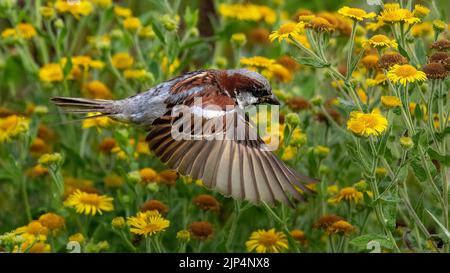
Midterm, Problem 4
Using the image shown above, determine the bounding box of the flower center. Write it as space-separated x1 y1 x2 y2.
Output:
278 23 296 34
371 35 389 43
79 194 101 206
258 233 278 246
340 187 357 196
395 65 418 77
347 8 366 17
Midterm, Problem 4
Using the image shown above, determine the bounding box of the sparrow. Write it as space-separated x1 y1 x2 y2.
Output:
51 69 316 206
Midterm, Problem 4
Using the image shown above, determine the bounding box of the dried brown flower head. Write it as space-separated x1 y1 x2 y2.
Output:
422 63 448 79
193 194 221 212
431 39 450 51
313 214 344 230
99 137 117 153
189 221 214 240
286 96 311 111
248 27 270 44
140 199 169 215
378 52 408 69
429 52 450 69
276 56 300 71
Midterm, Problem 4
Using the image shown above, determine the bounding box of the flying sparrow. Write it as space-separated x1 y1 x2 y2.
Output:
51 69 316 206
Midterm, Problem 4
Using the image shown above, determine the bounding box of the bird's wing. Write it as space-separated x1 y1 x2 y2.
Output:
146 95 316 207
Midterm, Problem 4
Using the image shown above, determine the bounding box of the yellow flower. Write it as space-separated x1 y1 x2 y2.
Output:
361 54 379 69
38 153 63 166
2 28 17 39
84 80 112 99
111 52 134 69
328 187 363 204
366 20 385 31
381 96 401 108
265 64 293 83
357 88 368 104
218 4 276 24
433 20 447 31
15 221 48 239
413 4 430 18
140 167 158 183
55 0 93 19
281 146 297 161
39 63 64 82
64 189 114 216
27 164 49 178
177 229 191 242
327 220 355 235
127 210 170 237
366 73 387 86
139 26 155 38
240 56 275 69
114 6 132 17
38 213 65 231
40 6 55 18
82 112 113 129
363 34 397 49
378 7 420 24
387 64 427 86
14 239 51 253
69 233 85 243
17 23 37 39
124 69 148 79
409 102 427 116
246 229 288 253
347 110 388 137
337 6 375 21
123 17 141 30
0 115 29 143
111 217 126 229
411 22 433 37
269 21 304 42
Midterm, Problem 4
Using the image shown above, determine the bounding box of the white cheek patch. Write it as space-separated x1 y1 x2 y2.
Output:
236 92 258 108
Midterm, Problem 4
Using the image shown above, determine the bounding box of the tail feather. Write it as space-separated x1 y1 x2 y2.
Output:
51 97 116 116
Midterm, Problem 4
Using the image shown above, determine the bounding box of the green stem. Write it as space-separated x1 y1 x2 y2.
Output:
346 21 357 80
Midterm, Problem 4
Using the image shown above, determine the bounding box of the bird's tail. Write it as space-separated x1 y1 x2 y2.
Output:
50 97 118 118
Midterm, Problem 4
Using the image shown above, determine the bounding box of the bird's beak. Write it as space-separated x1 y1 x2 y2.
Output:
260 94 280 105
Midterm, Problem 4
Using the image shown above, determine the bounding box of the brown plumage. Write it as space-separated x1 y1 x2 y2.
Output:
51 69 317 207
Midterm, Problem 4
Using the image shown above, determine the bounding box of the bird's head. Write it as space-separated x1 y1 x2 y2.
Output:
216 69 280 107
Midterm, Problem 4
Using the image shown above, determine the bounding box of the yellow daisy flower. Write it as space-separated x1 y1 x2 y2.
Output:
246 229 288 253
64 189 114 216
381 96 401 108
127 210 170 237
82 112 113 129
0 115 30 143
367 73 387 86
413 4 430 18
269 22 304 42
378 8 420 24
347 110 388 137
328 187 363 204
363 34 398 49
337 6 375 21
240 56 275 69
387 64 427 86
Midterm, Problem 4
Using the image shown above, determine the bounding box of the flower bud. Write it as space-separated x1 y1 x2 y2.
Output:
354 180 368 192
215 57 228 69
231 33 247 47
54 19 64 29
400 136 414 149
111 217 126 229
313 145 330 158
38 153 63 167
161 15 178 32
310 95 324 106
147 182 159 193
176 229 191 242
375 167 387 178
285 113 300 127
127 170 141 184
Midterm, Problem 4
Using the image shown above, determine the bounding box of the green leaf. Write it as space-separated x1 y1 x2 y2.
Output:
350 234 394 250
294 57 329 68
150 21 165 45
428 147 450 166
411 159 427 182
